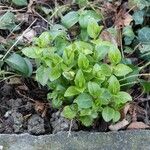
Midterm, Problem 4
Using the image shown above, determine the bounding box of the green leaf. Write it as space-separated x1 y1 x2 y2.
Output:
112 111 120 122
24 58 33 77
79 116 93 126
108 75 120 94
0 12 17 31
36 66 49 86
79 10 102 28
75 41 93 55
88 81 101 98
87 18 102 39
140 80 150 93
12 0 28 6
116 91 132 104
74 69 85 88
5 53 30 76
64 86 80 97
102 107 114 122
100 64 112 77
62 105 77 119
123 26 135 45
75 0 88 7
75 93 93 109
49 65 61 81
62 71 75 80
37 32 52 47
52 98 62 108
114 64 132 76
22 47 42 58
78 53 89 69
138 27 150 44
61 11 79 28
94 45 110 61
133 10 145 25
108 46 121 64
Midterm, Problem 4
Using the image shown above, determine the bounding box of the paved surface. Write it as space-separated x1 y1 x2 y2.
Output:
0 130 150 150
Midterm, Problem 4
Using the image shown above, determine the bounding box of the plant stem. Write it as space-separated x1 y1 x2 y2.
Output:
139 61 150 71
119 73 150 82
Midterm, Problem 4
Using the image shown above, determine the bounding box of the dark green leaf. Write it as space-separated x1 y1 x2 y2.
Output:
5 53 30 76
12 0 28 6
133 10 145 25
138 27 150 44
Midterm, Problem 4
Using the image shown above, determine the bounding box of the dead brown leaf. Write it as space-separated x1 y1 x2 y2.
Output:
109 119 130 131
127 122 150 129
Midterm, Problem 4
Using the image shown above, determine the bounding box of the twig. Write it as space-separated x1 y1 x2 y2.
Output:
68 119 73 137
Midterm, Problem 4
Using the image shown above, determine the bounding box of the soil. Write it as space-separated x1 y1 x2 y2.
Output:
0 79 110 135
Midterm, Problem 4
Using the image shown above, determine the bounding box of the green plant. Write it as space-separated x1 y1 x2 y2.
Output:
22 9 133 126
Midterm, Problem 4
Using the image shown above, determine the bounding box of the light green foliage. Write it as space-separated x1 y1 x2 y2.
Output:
22 9 133 126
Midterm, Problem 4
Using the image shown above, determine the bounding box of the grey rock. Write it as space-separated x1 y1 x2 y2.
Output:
28 114 45 135
0 131 150 150
11 111 24 133
51 111 78 134
7 98 23 110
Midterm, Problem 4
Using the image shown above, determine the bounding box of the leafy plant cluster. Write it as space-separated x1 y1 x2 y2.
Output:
22 9 133 126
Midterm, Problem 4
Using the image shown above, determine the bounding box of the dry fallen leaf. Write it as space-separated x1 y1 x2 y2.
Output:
109 119 130 131
127 122 150 129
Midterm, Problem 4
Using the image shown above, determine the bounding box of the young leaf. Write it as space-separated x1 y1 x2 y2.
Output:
52 98 62 108
74 69 85 88
22 47 42 58
102 107 114 122
62 105 77 119
49 65 61 81
37 32 52 47
87 18 102 39
78 53 89 69
61 11 79 28
5 53 30 76
75 93 93 109
88 81 101 98
114 64 132 76
62 71 75 80
36 66 49 86
108 46 121 64
64 86 80 97
108 75 120 94
79 116 93 126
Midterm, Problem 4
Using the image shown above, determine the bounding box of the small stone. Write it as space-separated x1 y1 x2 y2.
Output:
28 114 45 135
50 111 78 134
11 111 24 133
